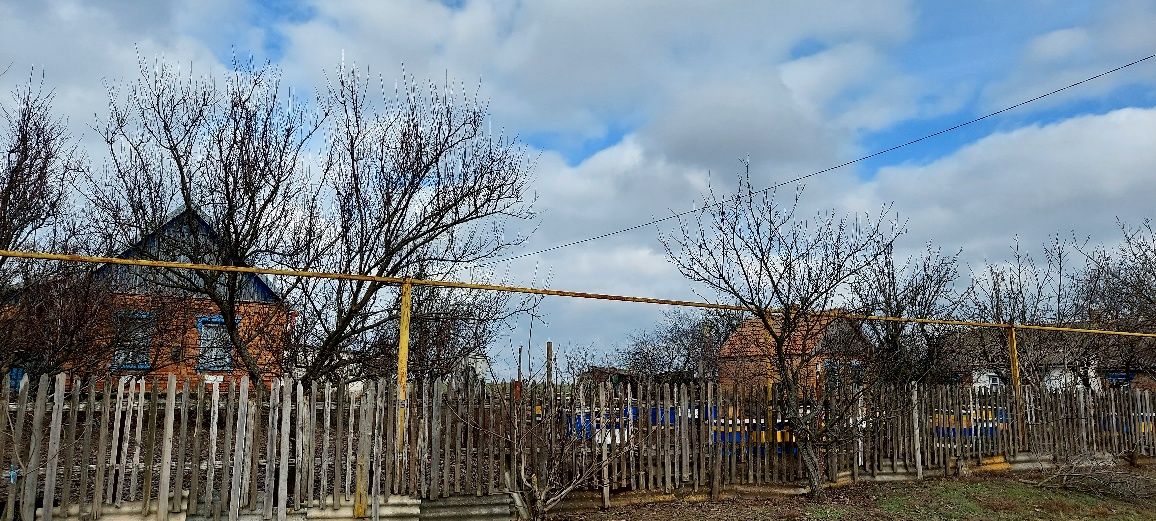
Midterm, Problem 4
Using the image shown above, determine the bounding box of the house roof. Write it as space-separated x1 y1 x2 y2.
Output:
719 313 841 359
96 206 281 303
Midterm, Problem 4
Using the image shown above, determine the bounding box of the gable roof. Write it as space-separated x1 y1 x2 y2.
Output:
97 206 280 303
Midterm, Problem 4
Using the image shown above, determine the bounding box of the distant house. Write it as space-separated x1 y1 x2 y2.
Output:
94 207 289 384
717 313 865 390
949 327 1156 392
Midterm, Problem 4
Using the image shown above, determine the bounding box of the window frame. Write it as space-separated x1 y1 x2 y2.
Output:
111 310 156 372
196 315 238 373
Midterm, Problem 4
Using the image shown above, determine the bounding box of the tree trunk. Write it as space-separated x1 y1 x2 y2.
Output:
799 437 824 497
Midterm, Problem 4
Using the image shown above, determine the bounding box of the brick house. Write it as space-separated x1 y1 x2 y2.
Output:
96 208 289 385
717 313 864 390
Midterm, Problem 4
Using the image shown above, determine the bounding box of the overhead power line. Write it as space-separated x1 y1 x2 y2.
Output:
488 52 1156 266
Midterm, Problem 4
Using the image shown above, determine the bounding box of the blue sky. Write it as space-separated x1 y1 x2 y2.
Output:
3 0 1156 372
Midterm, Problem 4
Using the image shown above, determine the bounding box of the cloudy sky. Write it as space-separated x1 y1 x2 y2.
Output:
3 0 1156 372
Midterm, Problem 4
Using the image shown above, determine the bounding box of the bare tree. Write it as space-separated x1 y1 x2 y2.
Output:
661 174 897 495
286 65 535 384
0 71 119 378
965 238 1100 389
851 242 964 383
1073 222 1156 384
0 70 79 278
618 307 744 381
88 57 326 385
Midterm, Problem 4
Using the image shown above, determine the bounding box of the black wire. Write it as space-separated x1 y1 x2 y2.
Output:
485 52 1156 266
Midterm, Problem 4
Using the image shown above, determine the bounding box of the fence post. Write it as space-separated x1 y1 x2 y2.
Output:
44 374 66 521
599 382 610 509
23 374 49 521
1007 326 1025 450
396 280 412 458
159 375 177 521
911 384 923 479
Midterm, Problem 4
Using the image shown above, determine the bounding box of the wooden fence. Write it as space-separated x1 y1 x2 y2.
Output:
0 373 1153 520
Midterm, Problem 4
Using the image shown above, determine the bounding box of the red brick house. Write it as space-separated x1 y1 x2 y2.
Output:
95 208 289 385
717 313 864 390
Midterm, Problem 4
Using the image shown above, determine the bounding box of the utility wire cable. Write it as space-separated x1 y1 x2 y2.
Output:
487 52 1156 266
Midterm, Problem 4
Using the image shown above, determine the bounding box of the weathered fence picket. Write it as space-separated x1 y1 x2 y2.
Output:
0 372 1152 520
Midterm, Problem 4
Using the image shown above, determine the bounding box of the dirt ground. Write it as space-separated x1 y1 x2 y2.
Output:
561 471 1156 520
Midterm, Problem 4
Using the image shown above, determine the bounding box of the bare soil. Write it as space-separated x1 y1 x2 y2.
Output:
562 471 1156 520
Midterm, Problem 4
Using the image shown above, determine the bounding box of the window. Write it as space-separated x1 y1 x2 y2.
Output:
8 367 24 391
112 311 155 371
197 317 234 372
1106 371 1134 387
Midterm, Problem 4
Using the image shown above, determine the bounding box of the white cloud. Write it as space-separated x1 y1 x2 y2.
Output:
841 107 1156 262
983 1 1156 111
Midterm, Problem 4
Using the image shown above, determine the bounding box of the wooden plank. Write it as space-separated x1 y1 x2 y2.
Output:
59 375 81 519
462 379 474 497
0 374 9 512
128 379 147 503
483 384 494 496
614 383 624 489
911 385 923 479
663 383 673 492
244 400 258 513
118 378 140 505
599 383 610 508
607 382 617 489
675 383 684 489
278 379 292 521
320 382 332 508
371 382 386 521
334 382 346 508
216 381 238 521
141 381 161 510
187 382 208 516
295 382 306 512
339 390 353 503
454 382 465 495
307 385 320 508
42 374 66 521
726 386 735 486
90 379 114 518
4 375 27 521
204 382 222 515
1145 390 1153 457
22 374 50 521
429 384 441 500
409 382 421 497
108 378 131 506
383 381 396 499
440 385 451 499
229 377 250 521
641 382 652 491
172 380 190 513
262 380 280 520
442 384 453 498
353 381 372 518
417 382 429 499
157 375 177 521
709 382 721 500
695 383 704 491
78 378 98 518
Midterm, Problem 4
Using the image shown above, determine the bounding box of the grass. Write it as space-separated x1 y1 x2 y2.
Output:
875 479 1149 520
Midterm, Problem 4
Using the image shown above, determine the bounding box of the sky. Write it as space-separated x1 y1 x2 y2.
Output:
3 0 1156 374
